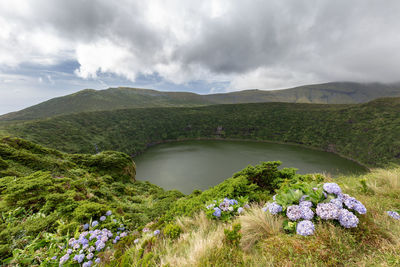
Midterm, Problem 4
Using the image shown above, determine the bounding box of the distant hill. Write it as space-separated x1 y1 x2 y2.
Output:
2 82 400 121
6 97 400 167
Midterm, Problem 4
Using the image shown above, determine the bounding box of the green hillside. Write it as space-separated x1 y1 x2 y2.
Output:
2 82 400 121
0 137 399 266
5 97 400 168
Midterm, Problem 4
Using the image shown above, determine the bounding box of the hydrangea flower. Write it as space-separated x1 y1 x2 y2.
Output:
244 204 250 209
265 202 283 215
87 253 94 260
83 223 89 230
92 221 99 228
323 183 342 195
106 210 112 216
272 194 277 201
96 242 105 251
67 249 72 254
219 200 230 211
338 209 359 228
134 238 140 244
120 232 127 238
51 256 57 260
206 203 215 209
300 206 314 220
330 198 343 209
59 254 70 265
387 211 400 220
299 200 313 208
154 230 160 236
100 216 106 222
143 228 150 233
296 220 315 236
286 205 302 221
95 258 101 264
213 207 222 217
316 203 340 220
229 199 238 205
237 207 244 214
73 254 85 263
83 261 93 267
340 194 367 214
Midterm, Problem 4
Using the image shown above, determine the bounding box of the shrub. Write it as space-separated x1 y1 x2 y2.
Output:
0 157 8 170
164 223 182 239
224 223 242 246
72 202 109 223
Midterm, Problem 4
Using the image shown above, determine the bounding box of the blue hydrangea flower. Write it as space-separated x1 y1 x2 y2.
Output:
106 210 112 216
91 221 99 228
299 200 313 208
51 256 57 260
100 216 106 221
95 258 101 264
272 194 277 201
83 261 93 267
300 206 314 220
219 200 230 211
87 253 94 260
265 202 283 215
73 254 85 263
59 254 70 265
96 242 105 251
213 207 222 217
206 203 215 209
316 203 340 220
83 223 89 230
296 220 315 236
120 232 127 238
323 183 342 195
113 219 117 223
387 211 400 220
330 198 343 209
340 194 367 214
237 207 244 214
154 230 160 236
229 199 238 205
67 249 72 254
134 238 140 244
338 209 359 228
286 205 302 221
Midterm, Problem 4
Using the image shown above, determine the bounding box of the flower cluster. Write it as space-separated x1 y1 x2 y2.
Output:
265 182 367 236
387 211 400 220
205 197 249 221
56 210 129 266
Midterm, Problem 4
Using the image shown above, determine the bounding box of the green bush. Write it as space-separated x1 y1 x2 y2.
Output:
164 223 182 239
72 202 109 223
224 223 242 246
0 157 8 170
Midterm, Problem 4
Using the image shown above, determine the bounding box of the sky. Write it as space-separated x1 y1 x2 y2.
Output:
1 0 400 115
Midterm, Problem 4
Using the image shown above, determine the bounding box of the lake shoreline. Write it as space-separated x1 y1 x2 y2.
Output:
132 137 371 172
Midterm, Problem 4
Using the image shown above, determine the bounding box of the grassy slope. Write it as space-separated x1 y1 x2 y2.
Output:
5 98 400 167
2 82 400 121
0 137 183 262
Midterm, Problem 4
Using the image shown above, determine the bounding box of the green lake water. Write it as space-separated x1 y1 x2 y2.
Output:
134 140 367 194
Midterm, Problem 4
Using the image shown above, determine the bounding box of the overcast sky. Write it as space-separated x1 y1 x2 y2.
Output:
1 0 400 114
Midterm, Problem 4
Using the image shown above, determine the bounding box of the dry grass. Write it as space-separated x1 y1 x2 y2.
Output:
239 204 283 251
159 212 226 267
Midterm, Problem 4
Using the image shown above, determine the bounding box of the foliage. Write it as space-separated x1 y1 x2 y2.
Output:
163 223 182 240
224 223 242 246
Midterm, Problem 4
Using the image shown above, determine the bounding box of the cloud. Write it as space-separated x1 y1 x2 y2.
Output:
1 0 400 113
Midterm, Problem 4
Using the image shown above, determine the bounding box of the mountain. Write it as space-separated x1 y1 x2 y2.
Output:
6 97 400 167
2 82 400 121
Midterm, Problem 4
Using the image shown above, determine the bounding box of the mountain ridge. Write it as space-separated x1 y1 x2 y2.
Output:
2 81 400 121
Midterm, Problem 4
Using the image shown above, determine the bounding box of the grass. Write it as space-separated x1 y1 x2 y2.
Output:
113 167 400 266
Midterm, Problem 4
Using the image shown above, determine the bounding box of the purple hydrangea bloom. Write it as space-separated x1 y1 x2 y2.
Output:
323 183 342 195
237 207 244 214
244 204 250 209
286 205 302 221
59 254 70 265
316 203 340 220
106 210 112 216
154 230 160 236
265 202 283 215
340 194 367 214
300 206 314 220
143 228 150 232
73 254 85 263
96 242 105 251
83 261 93 267
219 200 230 211
272 194 277 201
68 238 76 247
113 240 117 244
338 209 359 228
92 221 99 228
120 232 127 238
67 249 72 254
206 203 215 209
87 253 94 260
299 200 313 208
115 236 120 241
296 220 315 236
330 198 343 209
51 256 57 260
113 219 117 223
229 199 238 205
213 207 222 217
73 243 80 250
83 223 89 230
134 238 140 244
387 211 400 220
95 258 101 264
100 216 106 222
